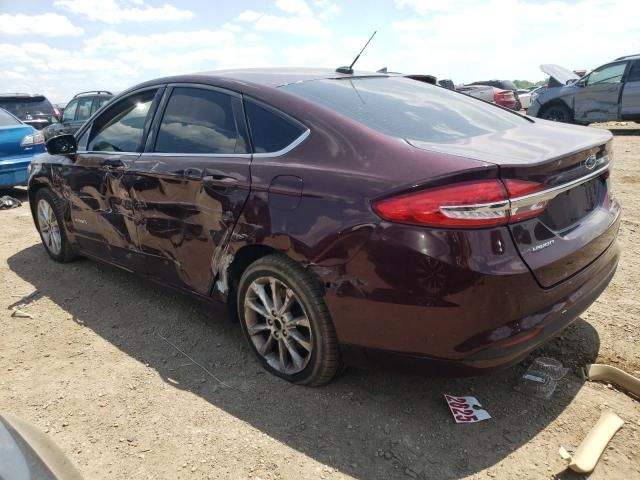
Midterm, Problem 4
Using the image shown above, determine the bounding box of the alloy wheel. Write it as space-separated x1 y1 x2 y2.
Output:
37 198 62 256
243 276 313 374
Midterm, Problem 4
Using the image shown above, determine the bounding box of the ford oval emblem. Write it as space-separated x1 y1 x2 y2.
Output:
584 154 597 170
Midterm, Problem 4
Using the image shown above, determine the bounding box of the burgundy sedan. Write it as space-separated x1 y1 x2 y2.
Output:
28 69 620 385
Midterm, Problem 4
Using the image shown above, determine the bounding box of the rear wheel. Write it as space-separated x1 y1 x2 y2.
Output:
541 104 572 123
34 188 77 262
237 254 339 386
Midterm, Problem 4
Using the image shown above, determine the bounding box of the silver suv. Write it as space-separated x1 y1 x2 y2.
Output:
528 54 640 124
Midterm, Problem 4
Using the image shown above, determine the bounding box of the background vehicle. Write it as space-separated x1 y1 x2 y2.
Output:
517 89 533 109
0 107 45 188
457 85 517 109
469 79 522 110
43 91 113 140
529 55 640 123
456 84 495 103
29 69 619 386
0 94 58 130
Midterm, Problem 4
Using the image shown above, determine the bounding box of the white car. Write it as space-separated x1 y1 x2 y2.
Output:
517 88 540 109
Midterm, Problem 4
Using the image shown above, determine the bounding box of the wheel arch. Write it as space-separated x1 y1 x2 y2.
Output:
539 98 574 120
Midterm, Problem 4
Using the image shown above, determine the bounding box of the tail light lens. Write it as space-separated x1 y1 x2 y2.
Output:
20 132 45 147
372 179 548 229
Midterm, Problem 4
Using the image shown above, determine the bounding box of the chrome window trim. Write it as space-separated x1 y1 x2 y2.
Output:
139 152 252 158
252 128 310 158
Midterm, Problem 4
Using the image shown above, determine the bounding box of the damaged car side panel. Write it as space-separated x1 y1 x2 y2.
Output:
529 58 640 123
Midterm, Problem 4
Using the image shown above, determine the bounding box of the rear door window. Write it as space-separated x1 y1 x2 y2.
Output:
626 61 640 82
75 97 93 121
88 89 158 152
154 87 246 154
245 100 305 153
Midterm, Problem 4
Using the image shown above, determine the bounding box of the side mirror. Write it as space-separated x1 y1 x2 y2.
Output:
46 134 77 155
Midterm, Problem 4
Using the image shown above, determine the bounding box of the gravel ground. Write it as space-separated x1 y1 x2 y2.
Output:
1 128 639 479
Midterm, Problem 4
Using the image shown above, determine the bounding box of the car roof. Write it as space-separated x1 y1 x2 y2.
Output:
151 67 389 88
0 93 47 99
614 53 640 61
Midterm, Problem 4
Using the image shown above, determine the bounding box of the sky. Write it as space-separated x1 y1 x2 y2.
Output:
1 0 638 103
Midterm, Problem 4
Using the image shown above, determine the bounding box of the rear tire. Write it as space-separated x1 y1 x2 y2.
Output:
34 188 77 263
541 104 572 123
237 254 340 386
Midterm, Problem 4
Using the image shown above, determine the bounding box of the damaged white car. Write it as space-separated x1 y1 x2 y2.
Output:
528 54 640 124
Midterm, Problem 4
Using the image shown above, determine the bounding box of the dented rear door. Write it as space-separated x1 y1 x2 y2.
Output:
131 85 252 295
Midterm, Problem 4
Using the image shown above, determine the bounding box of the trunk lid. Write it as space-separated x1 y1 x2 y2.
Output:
409 121 620 287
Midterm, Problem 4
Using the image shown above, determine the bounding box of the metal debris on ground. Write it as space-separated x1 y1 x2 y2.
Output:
515 357 567 399
0 196 22 210
11 308 33 319
444 394 491 423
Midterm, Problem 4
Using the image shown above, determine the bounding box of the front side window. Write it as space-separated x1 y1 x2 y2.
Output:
62 100 78 122
75 97 93 121
245 101 305 153
282 77 527 144
154 87 244 154
88 89 157 152
587 63 627 86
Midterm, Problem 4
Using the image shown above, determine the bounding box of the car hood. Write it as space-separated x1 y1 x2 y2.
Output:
407 120 611 167
540 64 580 86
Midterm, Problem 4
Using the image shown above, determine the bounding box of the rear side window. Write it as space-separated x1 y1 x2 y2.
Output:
154 87 246 154
245 101 305 153
627 61 640 82
88 89 157 152
282 77 527 144
92 97 111 114
76 97 93 121
0 109 20 127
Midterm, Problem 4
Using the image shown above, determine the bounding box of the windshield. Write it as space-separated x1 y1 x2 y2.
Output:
281 77 527 144
0 109 21 127
0 97 55 118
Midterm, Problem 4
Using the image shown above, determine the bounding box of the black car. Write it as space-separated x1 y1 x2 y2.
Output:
0 93 59 130
43 91 113 140
469 80 522 110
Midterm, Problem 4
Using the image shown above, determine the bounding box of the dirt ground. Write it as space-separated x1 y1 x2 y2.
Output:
1 127 639 480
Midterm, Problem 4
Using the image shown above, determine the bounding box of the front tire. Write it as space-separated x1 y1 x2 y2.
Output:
34 188 77 262
237 254 339 386
541 104 572 123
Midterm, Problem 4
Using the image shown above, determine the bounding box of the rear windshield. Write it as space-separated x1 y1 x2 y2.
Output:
281 77 526 143
0 109 21 127
0 96 55 118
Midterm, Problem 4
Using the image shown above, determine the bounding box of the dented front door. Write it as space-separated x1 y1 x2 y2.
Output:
574 62 628 123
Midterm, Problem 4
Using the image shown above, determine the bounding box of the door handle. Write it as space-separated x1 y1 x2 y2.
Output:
202 174 240 187
102 158 124 168
184 167 203 179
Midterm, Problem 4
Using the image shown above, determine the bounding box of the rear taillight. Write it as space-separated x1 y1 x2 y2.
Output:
20 132 45 147
372 179 548 229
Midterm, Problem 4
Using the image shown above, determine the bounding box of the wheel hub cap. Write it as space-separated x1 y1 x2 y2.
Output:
243 276 313 375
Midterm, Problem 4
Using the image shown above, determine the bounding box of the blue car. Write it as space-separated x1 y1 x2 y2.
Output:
0 107 45 188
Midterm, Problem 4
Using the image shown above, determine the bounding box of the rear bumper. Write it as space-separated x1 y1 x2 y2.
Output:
319 222 619 374
0 155 34 188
